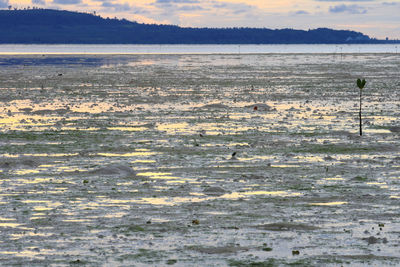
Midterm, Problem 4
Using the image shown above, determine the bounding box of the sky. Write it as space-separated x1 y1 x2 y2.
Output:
2 0 400 39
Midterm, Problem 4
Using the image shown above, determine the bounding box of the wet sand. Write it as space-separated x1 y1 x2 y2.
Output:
0 53 400 266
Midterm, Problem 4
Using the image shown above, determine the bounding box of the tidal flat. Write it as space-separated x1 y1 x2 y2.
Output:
0 53 399 266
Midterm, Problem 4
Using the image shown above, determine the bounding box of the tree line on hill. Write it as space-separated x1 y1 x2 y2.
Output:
0 9 397 44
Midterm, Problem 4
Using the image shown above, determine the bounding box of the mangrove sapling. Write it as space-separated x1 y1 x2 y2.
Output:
357 78 366 136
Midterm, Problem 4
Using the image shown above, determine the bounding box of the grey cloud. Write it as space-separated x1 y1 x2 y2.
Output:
150 0 257 25
329 4 367 13
99 2 149 14
154 0 203 12
231 8 246 14
212 2 253 12
382 2 399 5
295 10 309 15
102 2 131 12
154 0 254 14
0 0 9 8
32 0 46 5
53 0 81 4
178 5 204 11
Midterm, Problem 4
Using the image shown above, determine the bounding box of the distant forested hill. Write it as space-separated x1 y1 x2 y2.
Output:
0 9 395 44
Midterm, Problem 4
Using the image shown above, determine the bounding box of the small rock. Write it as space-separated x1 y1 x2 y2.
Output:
388 126 400 133
203 186 226 196
364 236 378 244
89 164 136 177
166 259 177 265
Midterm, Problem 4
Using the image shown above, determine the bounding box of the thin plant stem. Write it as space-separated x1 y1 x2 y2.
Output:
359 88 362 136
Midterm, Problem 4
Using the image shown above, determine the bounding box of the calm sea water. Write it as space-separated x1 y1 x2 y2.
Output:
0 44 399 54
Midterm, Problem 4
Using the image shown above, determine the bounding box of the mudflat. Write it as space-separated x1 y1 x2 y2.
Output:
0 53 399 266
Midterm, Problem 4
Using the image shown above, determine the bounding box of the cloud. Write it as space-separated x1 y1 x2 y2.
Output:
153 0 254 15
154 0 204 11
101 2 131 12
178 5 204 11
147 0 257 27
53 0 81 4
212 1 254 14
382 2 399 5
329 4 367 14
32 0 46 5
295 10 309 15
0 0 9 8
98 1 149 14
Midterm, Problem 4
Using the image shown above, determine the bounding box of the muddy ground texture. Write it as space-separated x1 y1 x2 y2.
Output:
0 53 400 266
